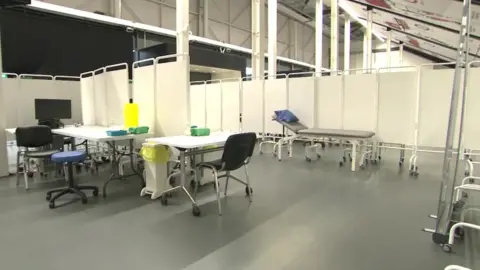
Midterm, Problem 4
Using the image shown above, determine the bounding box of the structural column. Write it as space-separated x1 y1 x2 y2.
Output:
386 28 392 68
252 0 266 79
315 0 323 74
330 0 338 71
366 7 373 70
176 0 190 60
203 0 209 38
112 0 122 18
399 41 404 65
344 14 351 73
268 0 277 77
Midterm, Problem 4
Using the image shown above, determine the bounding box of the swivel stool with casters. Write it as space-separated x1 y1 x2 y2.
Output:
47 151 99 209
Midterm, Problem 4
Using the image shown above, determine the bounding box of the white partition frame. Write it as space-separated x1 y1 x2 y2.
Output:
460 60 480 159
80 71 96 126
2 73 19 131
54 76 82 125
264 74 288 135
241 78 264 134
104 63 129 126
205 80 222 132
315 71 343 129
221 78 241 132
190 81 207 128
287 73 315 129
133 59 156 133
18 74 55 127
92 68 108 127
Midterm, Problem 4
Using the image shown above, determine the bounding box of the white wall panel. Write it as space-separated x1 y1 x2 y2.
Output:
54 80 82 125
133 65 156 131
418 69 462 148
343 74 377 131
155 60 189 136
264 79 287 134
105 68 129 126
316 76 343 129
288 77 315 128
81 76 96 126
222 81 241 132
241 80 263 133
18 79 55 127
377 71 416 144
190 84 206 128
205 82 222 131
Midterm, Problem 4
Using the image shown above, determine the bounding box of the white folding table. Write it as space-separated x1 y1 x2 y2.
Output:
146 132 233 216
51 126 148 197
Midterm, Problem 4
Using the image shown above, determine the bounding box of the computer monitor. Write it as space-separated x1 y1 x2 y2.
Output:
34 99 72 120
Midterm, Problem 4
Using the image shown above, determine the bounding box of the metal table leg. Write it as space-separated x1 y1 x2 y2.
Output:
351 141 357 172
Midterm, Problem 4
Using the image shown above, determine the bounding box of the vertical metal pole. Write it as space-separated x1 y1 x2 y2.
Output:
112 0 122 18
268 0 277 78
344 14 351 74
203 0 209 37
399 42 404 66
386 28 392 69
252 0 265 79
176 0 190 61
330 0 338 71
288 19 294 59
363 32 367 70
366 7 373 71
315 0 324 74
293 21 298 60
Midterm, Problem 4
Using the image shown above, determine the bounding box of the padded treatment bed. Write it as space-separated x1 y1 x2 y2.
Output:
263 119 376 171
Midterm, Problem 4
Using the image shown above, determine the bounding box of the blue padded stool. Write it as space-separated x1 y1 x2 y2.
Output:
47 151 99 209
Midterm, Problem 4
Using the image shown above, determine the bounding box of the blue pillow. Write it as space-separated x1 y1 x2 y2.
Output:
274 109 299 123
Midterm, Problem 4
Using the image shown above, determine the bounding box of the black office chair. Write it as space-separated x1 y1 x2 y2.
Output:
197 132 257 215
15 126 61 190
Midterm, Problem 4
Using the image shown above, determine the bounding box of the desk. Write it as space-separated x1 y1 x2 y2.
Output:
52 126 147 197
146 132 233 216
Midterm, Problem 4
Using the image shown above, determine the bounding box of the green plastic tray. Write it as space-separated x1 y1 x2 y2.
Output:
190 128 210 136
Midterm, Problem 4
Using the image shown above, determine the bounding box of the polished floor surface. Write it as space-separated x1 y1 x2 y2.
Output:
0 145 477 270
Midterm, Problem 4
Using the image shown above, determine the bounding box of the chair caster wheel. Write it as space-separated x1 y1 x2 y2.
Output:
49 201 55 209
27 172 34 178
46 194 51 201
93 189 99 197
306 157 312 162
192 206 201 217
81 197 88 204
442 244 452 253
339 161 344 167
245 186 253 196
160 196 168 206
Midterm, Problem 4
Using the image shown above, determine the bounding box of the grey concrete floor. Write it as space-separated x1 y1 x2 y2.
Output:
0 145 477 270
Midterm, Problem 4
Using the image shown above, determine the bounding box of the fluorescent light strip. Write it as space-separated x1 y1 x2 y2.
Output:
28 0 315 69
339 0 385 42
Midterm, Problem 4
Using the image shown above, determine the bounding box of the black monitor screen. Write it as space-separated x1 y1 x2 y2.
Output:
34 99 72 120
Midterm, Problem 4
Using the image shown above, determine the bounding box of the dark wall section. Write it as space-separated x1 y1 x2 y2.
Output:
0 8 133 76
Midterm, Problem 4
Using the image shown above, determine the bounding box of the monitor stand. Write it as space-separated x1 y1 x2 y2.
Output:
38 118 64 129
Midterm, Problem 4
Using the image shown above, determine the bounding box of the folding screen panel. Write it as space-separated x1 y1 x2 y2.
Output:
2 77 19 130
93 71 108 127
264 78 287 134
80 74 96 126
316 76 343 129
377 71 417 145
189 83 206 128
221 80 241 132
418 69 462 147
105 67 129 126
343 74 377 131
155 59 189 136
205 82 222 131
133 64 156 132
462 67 480 149
241 80 263 133
54 79 82 125
289 77 315 128
17 76 55 127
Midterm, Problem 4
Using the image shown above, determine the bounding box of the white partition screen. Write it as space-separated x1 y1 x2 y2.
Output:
418 69 461 147
343 74 377 131
105 68 129 126
155 60 189 136
54 80 82 125
205 82 222 131
18 77 55 127
81 75 96 126
264 78 287 134
222 80 241 132
377 71 416 144
316 76 343 129
241 80 263 133
289 76 315 128
462 67 480 149
2 77 19 129
133 65 156 132
190 83 206 128
93 72 108 127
